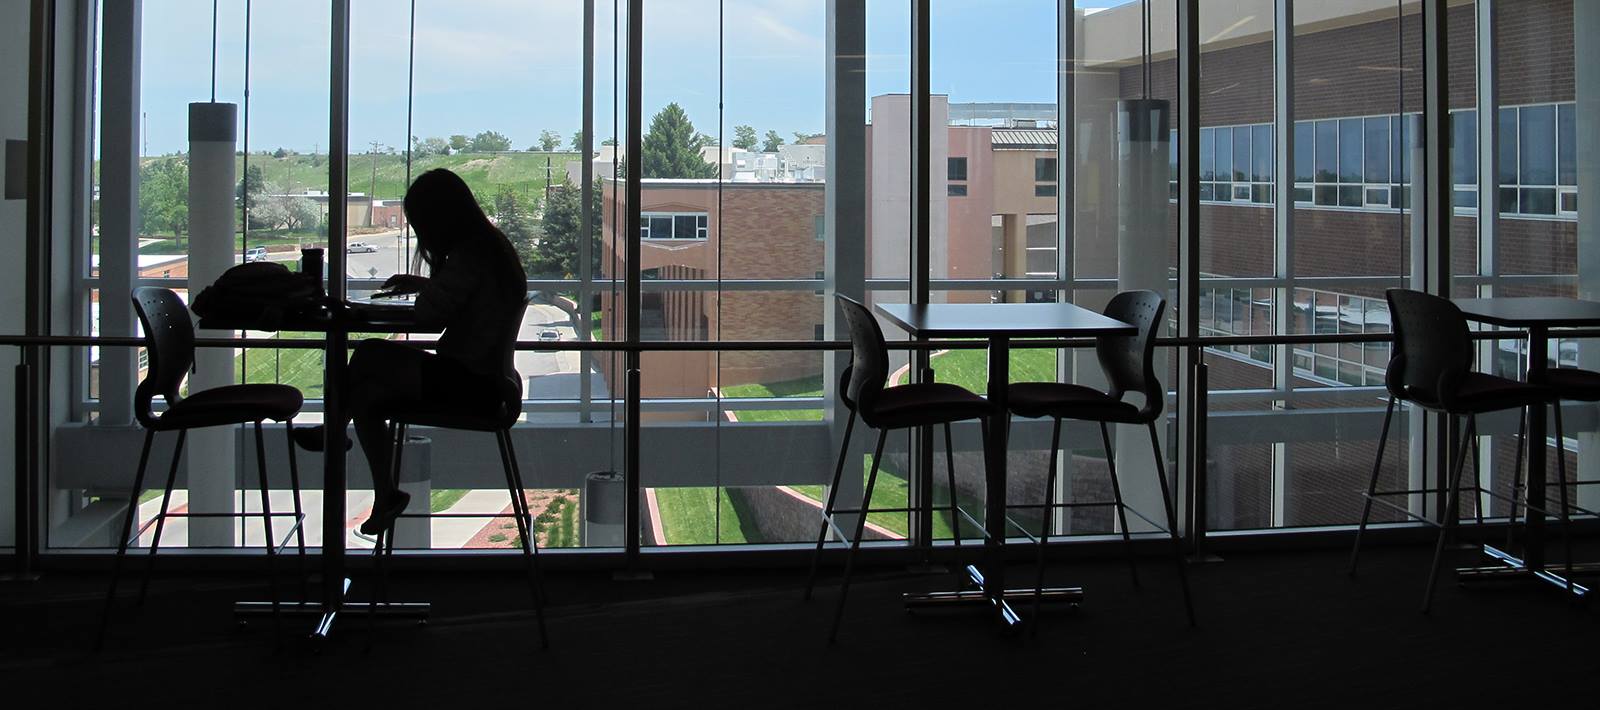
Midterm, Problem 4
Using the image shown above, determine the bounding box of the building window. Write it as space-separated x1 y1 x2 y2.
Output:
1034 184 1056 197
948 184 968 197
641 212 709 239
1200 123 1274 206
1499 102 1577 218
1034 157 1056 182
948 156 967 182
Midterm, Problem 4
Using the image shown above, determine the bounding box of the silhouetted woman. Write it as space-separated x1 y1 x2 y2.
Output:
297 168 527 534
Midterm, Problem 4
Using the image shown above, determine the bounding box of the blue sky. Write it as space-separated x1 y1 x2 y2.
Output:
135 1 1130 156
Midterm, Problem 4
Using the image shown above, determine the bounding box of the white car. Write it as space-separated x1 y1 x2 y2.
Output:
243 246 268 262
347 241 378 253
538 329 561 342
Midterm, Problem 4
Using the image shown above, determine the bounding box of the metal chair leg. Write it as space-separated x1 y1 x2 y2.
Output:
1101 422 1140 587
1505 408 1527 551
254 421 283 637
1470 421 1485 529
284 420 309 603
1553 402 1575 593
138 430 187 606
829 429 887 644
96 429 156 650
1424 415 1474 614
1148 421 1196 627
500 429 549 650
1348 395 1397 576
1031 416 1062 636
943 422 961 548
805 413 855 601
367 422 403 649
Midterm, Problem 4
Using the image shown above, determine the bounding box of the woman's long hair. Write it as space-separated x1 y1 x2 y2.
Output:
402 168 526 301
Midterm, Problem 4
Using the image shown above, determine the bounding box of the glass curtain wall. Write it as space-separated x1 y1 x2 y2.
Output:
39 0 1598 554
1201 0 1426 533
1470 0 1595 517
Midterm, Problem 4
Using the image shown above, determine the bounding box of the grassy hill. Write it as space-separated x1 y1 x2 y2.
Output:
135 150 582 203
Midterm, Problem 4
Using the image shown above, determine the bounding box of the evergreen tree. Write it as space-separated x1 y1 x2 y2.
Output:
494 188 539 273
532 178 603 278
641 103 718 179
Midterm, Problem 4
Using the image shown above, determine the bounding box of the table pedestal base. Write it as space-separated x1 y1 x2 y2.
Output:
234 577 431 639
902 565 1082 627
1456 544 1591 600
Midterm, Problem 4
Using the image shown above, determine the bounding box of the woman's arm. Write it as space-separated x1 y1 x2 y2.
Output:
374 273 429 298
412 253 479 329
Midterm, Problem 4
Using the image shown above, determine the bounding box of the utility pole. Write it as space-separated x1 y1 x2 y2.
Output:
368 140 383 206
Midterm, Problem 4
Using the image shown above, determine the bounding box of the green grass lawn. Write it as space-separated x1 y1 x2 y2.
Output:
652 487 750 545
234 332 394 398
429 489 468 513
235 332 329 397
788 456 975 540
722 373 824 422
897 347 1058 389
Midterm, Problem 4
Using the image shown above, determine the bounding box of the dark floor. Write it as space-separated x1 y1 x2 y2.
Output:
2 541 1597 709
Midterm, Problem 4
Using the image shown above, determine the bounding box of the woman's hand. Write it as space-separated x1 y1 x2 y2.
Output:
375 273 429 297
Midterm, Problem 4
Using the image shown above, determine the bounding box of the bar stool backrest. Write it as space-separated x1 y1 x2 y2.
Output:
492 300 531 426
1384 288 1472 408
131 286 195 429
836 295 888 422
1098 289 1166 420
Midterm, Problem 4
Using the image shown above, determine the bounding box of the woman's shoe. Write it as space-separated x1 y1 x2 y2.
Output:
360 491 412 536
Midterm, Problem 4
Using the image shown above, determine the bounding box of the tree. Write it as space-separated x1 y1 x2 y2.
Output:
792 131 823 144
413 136 450 157
283 197 321 232
138 158 189 246
493 188 539 273
570 130 587 152
696 132 719 148
641 103 718 179
469 130 512 152
532 178 603 278
271 147 289 159
732 125 758 150
449 134 470 152
601 137 618 146
762 130 784 153
538 130 562 152
236 163 265 210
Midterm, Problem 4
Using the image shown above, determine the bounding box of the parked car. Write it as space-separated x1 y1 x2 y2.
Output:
243 246 268 262
347 241 378 253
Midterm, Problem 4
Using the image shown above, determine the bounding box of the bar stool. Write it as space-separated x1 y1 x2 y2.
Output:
99 287 308 648
1502 366 1600 567
367 302 548 649
1348 288 1566 612
804 294 992 643
1006 290 1194 629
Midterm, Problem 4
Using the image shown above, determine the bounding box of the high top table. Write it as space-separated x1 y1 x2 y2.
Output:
875 302 1137 628
203 302 438 639
1453 297 1600 599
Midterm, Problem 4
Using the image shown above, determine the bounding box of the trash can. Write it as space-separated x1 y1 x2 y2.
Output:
583 470 624 547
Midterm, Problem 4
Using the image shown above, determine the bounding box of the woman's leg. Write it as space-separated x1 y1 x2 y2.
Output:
346 339 427 516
